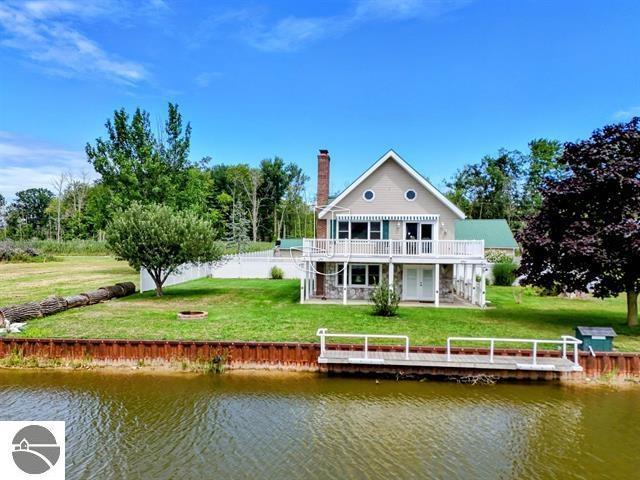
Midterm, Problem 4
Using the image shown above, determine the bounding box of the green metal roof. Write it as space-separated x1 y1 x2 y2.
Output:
278 238 303 249
455 219 518 248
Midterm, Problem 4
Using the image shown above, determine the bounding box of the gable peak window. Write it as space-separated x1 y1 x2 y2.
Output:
405 189 417 201
363 190 375 202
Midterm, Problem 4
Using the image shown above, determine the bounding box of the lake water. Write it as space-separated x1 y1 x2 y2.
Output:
0 370 637 479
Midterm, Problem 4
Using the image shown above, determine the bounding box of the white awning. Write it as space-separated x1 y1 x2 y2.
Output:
334 214 439 221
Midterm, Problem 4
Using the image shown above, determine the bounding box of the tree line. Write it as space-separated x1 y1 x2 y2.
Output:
445 138 564 231
0 109 562 245
0 104 315 246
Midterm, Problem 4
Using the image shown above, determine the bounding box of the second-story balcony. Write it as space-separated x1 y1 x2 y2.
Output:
302 238 484 261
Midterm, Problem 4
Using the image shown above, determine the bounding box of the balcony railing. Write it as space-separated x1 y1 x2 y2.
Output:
302 238 484 258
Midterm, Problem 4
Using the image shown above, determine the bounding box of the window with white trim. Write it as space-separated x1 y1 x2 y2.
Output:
370 221 381 240
337 264 382 286
405 189 417 201
368 265 380 285
338 221 349 239
350 222 368 239
363 190 375 201
351 265 367 285
337 221 383 240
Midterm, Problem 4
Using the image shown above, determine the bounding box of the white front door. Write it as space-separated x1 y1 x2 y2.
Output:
403 266 435 301
404 267 418 299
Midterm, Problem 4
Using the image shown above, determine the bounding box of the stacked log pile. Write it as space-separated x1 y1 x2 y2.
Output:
0 282 136 328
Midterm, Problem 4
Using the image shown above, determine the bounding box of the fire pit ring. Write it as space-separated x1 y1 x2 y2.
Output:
177 311 208 320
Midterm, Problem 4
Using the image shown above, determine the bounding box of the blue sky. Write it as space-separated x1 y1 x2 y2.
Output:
1 0 639 200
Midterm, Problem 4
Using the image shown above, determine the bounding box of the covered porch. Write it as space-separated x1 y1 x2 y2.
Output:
299 260 487 308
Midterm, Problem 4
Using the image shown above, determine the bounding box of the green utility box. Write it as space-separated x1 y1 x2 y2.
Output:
575 326 617 352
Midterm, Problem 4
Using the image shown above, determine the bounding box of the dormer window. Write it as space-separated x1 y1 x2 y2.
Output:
363 189 375 202
404 189 417 201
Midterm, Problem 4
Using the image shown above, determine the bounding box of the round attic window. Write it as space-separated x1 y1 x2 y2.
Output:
363 190 375 201
405 189 417 201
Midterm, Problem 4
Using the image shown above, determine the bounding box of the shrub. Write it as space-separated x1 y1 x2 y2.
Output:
0 240 43 262
493 262 517 286
369 280 400 317
486 250 513 263
270 266 284 280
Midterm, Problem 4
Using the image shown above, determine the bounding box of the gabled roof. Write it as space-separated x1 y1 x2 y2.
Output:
455 219 518 248
318 149 466 219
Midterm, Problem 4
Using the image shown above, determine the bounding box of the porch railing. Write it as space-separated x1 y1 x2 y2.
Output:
302 238 484 258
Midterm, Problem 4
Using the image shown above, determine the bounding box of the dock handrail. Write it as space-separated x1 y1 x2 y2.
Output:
316 328 410 360
446 335 582 368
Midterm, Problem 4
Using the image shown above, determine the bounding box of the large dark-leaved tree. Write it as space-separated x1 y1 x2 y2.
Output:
518 118 640 327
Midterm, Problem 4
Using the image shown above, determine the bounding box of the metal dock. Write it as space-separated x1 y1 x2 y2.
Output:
316 329 583 373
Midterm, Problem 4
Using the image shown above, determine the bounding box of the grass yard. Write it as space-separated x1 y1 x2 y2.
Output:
1 257 639 351
0 256 137 304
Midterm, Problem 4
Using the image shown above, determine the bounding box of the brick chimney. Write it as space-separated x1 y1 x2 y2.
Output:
316 149 330 238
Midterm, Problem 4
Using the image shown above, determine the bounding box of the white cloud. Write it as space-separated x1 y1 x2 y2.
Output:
0 132 96 200
223 0 472 52
355 0 471 21
195 71 222 87
613 106 640 120
22 0 114 19
245 16 336 52
0 0 149 84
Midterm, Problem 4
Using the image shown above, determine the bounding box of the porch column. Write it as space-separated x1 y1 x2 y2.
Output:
388 261 394 297
434 263 440 307
305 262 311 300
453 264 458 295
471 264 477 305
300 267 305 304
480 264 487 308
463 263 468 300
342 261 348 305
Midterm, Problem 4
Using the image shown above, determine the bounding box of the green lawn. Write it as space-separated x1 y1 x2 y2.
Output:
1 257 639 350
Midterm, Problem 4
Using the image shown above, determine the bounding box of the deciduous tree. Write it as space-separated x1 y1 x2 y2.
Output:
86 103 203 217
518 118 640 327
6 188 54 239
106 203 223 296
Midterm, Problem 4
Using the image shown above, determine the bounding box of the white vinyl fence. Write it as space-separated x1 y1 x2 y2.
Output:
140 250 302 293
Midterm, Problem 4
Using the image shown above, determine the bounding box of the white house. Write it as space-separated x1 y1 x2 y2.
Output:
299 149 488 307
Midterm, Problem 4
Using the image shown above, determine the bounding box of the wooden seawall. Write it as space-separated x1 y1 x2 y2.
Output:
1 338 639 380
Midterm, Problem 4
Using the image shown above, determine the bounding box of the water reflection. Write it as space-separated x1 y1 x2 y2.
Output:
0 371 636 479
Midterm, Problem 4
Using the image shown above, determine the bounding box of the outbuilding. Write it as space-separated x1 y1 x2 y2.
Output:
575 326 617 352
